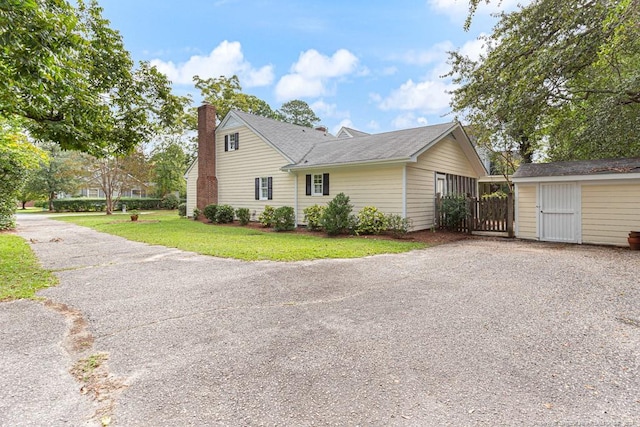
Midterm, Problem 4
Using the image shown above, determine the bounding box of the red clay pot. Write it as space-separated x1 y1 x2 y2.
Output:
629 235 640 250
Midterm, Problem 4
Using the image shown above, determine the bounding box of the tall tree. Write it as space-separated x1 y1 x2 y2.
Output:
0 118 45 229
449 0 640 162
277 100 321 127
193 75 277 121
25 142 85 211
151 142 187 197
0 0 186 156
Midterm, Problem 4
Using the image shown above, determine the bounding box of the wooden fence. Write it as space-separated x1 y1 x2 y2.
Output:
435 193 514 236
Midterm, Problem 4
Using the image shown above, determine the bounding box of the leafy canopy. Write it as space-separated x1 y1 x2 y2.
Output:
449 0 640 162
0 0 187 156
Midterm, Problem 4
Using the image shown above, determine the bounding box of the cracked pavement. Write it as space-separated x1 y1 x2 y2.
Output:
1 214 639 426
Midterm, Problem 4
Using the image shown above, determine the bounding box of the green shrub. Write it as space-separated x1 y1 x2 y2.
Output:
303 204 325 231
33 200 46 208
236 208 250 226
356 206 387 235
386 214 412 238
193 208 201 220
215 204 235 223
178 203 187 217
52 198 107 212
115 198 163 210
203 204 218 222
321 192 353 236
0 198 16 230
273 206 296 231
441 194 470 230
161 194 180 209
258 205 275 227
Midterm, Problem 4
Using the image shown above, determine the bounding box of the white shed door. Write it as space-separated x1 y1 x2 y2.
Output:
539 183 580 243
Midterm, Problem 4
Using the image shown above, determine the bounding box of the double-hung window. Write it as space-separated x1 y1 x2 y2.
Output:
224 132 239 151
305 173 330 196
255 177 272 200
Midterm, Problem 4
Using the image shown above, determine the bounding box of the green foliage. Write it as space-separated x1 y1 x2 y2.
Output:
273 206 296 232
386 214 412 238
276 100 321 127
152 142 187 197
258 205 275 227
203 204 218 222
161 194 180 209
57 212 425 261
214 204 235 224
1 0 188 156
51 199 106 213
235 208 250 226
321 193 353 236
449 0 640 162
116 198 163 210
440 194 470 230
193 75 278 121
481 191 508 200
178 203 187 217
0 121 45 229
0 234 57 301
192 208 201 220
303 204 326 231
356 206 388 235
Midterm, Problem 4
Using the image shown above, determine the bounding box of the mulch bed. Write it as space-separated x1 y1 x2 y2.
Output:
197 218 471 245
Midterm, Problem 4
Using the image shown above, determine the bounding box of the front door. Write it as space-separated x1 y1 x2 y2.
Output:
539 183 580 243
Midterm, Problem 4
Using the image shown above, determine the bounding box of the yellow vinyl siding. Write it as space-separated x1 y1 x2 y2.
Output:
296 164 404 225
581 182 640 246
185 162 198 217
216 126 294 218
407 136 479 230
516 184 537 240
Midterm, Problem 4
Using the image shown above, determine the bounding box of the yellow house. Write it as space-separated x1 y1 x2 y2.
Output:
512 158 640 246
187 104 487 231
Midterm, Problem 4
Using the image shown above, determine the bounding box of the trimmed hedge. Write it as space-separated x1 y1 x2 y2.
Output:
51 198 167 212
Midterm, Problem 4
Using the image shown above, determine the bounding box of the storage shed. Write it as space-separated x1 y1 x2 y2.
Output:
512 158 640 247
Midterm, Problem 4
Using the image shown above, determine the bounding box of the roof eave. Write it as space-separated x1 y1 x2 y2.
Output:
512 172 640 183
281 157 411 172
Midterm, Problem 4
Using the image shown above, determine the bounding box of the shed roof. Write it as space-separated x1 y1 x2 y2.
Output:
513 158 640 178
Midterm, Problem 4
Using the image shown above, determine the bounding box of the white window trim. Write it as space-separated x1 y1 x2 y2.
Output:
259 177 269 201
228 133 237 151
312 173 323 196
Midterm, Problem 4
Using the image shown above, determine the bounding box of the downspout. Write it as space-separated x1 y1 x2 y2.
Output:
402 164 407 218
293 170 298 228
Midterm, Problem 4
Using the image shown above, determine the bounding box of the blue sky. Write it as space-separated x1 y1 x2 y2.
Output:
100 0 518 134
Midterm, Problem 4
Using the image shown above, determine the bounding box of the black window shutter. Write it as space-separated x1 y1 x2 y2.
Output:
235 132 239 150
322 173 330 196
255 178 259 200
267 177 273 200
305 174 312 196
224 135 229 152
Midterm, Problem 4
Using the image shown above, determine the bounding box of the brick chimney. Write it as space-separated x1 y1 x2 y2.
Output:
196 103 218 210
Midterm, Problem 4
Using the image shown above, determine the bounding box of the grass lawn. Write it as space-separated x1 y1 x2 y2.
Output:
55 211 426 261
0 234 57 301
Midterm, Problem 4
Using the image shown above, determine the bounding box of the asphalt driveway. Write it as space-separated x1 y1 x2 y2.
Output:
2 214 639 426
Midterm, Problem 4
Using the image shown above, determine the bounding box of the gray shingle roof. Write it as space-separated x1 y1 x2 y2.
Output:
513 158 640 178
291 122 458 168
337 127 371 139
232 110 337 163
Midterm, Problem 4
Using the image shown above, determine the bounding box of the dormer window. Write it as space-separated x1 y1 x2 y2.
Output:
224 132 239 151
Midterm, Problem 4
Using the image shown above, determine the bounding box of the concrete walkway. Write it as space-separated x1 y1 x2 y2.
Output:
2 214 639 426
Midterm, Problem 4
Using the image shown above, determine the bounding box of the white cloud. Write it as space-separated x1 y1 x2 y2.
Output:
391 113 430 130
458 34 488 62
378 79 454 114
367 120 380 131
394 41 454 65
275 49 360 101
150 40 274 87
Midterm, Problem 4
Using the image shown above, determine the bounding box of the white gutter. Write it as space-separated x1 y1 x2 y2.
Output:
402 164 407 217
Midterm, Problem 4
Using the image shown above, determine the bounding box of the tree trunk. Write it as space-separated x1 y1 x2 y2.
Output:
48 192 55 211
